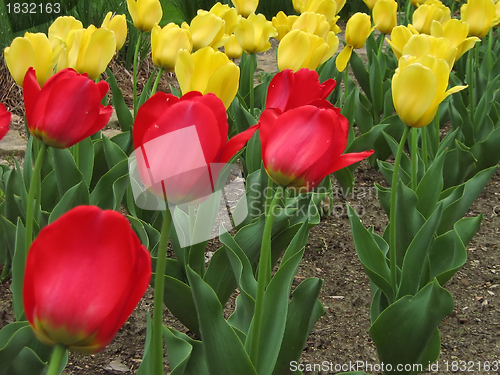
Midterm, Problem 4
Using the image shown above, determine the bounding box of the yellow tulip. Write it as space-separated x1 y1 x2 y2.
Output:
48 16 83 50
412 2 450 34
278 29 339 72
373 0 398 34
364 0 378 10
335 13 374 72
430 19 480 60
231 0 259 17
272 11 299 41
126 0 163 32
386 25 418 59
292 12 331 40
4 32 60 87
209 3 241 34
185 12 228 50
293 0 340 20
401 34 458 70
412 0 426 5
63 25 116 80
233 13 277 53
392 55 466 128
151 23 192 71
175 47 240 109
101 12 127 51
460 0 496 37
224 34 243 59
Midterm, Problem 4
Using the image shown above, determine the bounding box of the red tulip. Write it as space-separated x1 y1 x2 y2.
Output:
23 206 151 353
260 104 374 191
133 91 257 205
23 67 112 148
266 68 336 112
0 103 11 140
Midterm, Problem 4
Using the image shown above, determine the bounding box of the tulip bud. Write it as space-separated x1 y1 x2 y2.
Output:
460 0 496 37
0 103 11 141
175 47 240 109
151 23 192 71
412 1 450 34
23 68 112 148
185 11 228 50
234 13 277 53
101 12 127 51
231 0 259 17
48 16 83 50
430 19 480 60
335 13 374 72
224 34 243 59
392 55 467 128
373 0 398 34
272 11 299 41
24 206 151 354
387 25 418 60
278 29 339 72
62 25 116 80
4 32 60 87
126 0 163 32
209 3 241 34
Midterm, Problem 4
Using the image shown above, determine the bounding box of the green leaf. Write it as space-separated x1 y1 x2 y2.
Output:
272 278 324 375
428 229 467 285
50 148 85 196
138 67 159 109
370 280 454 374
89 159 129 209
11 219 26 320
137 314 153 375
442 140 476 189
397 204 442 298
48 182 89 224
106 68 133 132
415 150 446 218
186 266 257 375
102 135 128 169
72 137 94 187
350 51 371 98
163 327 209 375
369 50 383 119
347 205 392 300
245 131 262 175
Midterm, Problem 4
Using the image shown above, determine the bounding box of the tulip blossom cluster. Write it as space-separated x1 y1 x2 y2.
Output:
4 14 127 85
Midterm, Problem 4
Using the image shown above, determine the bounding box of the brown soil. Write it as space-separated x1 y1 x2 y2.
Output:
1 50 499 374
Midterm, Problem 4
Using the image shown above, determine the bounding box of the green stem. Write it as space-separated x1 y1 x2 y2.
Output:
422 127 428 170
249 186 283 365
435 105 440 156
411 127 418 191
488 28 493 71
389 126 410 302
404 0 413 25
376 33 384 60
133 32 143 117
468 49 475 120
151 68 164 96
152 209 173 375
249 53 256 115
264 175 274 216
25 142 48 259
46 344 66 375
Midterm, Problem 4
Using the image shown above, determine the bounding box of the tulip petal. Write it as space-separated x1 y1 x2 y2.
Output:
263 106 334 184
335 45 353 72
0 103 11 140
80 28 116 80
204 61 240 109
219 124 259 163
23 68 41 124
278 29 310 72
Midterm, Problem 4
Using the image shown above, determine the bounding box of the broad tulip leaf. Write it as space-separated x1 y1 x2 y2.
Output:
2 167 24 223
438 165 497 234
370 280 453 374
348 205 392 300
163 327 209 375
272 278 324 375
341 87 359 134
332 167 355 198
137 314 153 375
470 127 500 174
381 86 395 122
382 132 412 182
72 137 94 187
370 287 389 324
349 51 371 98
415 151 446 218
245 249 305 375
245 131 262 175
138 67 159 109
238 53 258 108
112 175 129 211
48 182 89 224
110 131 133 155
0 216 17 259
50 148 85 196
355 92 374 134
397 204 442 299
102 135 127 169
442 140 476 189
231 97 257 135
186 266 257 375
89 159 129 209
22 137 34 190
106 68 133 132
428 229 467 285
454 214 482 247
4 347 47 375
